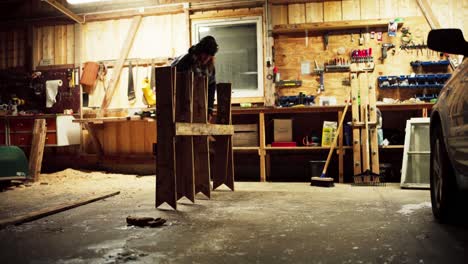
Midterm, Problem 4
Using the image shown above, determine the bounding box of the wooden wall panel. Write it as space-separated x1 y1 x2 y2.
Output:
288 3 306 24
342 0 360 20
360 0 380 19
83 13 188 109
32 24 74 68
380 0 399 18
324 1 342 22
305 2 324 23
0 29 26 69
271 4 288 26
274 17 432 103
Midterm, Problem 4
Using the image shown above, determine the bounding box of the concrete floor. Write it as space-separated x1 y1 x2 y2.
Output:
0 172 467 264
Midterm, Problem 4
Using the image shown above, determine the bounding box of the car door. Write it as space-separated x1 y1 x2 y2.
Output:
446 59 468 177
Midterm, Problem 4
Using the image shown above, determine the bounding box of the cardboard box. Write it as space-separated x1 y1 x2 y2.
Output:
233 124 258 147
273 119 293 142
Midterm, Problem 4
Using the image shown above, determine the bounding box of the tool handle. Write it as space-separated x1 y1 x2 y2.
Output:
321 99 350 177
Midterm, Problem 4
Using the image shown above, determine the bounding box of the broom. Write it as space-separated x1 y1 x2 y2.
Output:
311 95 350 187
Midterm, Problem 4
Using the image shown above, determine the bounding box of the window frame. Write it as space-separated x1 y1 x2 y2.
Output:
191 16 264 99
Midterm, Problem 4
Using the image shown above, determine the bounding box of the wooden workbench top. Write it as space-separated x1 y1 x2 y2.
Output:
231 103 434 115
73 116 155 124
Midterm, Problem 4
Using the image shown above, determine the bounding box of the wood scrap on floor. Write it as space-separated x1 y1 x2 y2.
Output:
0 191 120 229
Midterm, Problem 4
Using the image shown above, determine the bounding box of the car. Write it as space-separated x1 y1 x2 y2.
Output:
428 29 468 222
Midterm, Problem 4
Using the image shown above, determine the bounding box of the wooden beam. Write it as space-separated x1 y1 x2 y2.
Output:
83 5 184 22
155 66 177 210
192 75 211 198
175 123 234 136
0 191 120 229
175 72 195 203
29 119 46 182
101 16 142 110
416 0 441 29
273 18 404 34
42 0 84 24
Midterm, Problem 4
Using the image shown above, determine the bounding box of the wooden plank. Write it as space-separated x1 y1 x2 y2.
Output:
101 16 142 110
305 2 324 23
361 0 380 19
118 122 131 154
175 72 195 203
28 119 47 182
12 31 18 68
271 4 288 26
192 75 210 198
350 73 362 176
43 0 84 24
342 0 361 20
0 31 6 69
380 0 398 18
175 123 234 136
368 73 380 176
66 24 74 64
190 8 263 20
84 123 103 157
155 66 177 210
213 83 234 191
130 121 146 154
33 27 41 69
288 3 306 24
259 112 266 182
144 122 156 154
103 123 117 155
324 1 342 22
42 26 54 62
359 73 370 173
273 18 404 33
0 192 120 229
416 0 441 29
54 26 63 65
338 110 344 183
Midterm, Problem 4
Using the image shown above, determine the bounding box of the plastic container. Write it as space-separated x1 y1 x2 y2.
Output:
309 160 326 178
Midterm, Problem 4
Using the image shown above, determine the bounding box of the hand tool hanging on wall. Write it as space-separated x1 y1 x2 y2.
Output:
128 61 136 105
323 32 329 50
381 43 395 63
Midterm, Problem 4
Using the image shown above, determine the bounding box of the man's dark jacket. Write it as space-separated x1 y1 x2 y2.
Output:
171 54 216 115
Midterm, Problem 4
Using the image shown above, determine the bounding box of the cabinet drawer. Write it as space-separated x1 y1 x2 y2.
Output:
45 118 57 131
45 133 57 145
0 120 5 132
10 119 34 132
10 133 32 145
10 132 57 146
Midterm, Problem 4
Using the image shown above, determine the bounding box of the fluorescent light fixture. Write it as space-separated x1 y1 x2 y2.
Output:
67 0 110 4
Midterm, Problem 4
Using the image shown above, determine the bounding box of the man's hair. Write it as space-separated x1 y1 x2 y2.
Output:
190 35 219 56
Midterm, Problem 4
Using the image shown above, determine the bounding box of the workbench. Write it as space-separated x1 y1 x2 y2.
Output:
231 103 434 183
73 116 156 157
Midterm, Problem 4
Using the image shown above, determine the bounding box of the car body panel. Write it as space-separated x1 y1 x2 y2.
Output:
431 58 468 190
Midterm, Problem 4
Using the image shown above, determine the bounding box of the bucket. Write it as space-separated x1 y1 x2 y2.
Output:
309 160 326 178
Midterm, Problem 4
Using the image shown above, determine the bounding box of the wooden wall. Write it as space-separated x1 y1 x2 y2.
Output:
270 0 466 104
33 24 75 67
82 13 189 109
0 28 27 70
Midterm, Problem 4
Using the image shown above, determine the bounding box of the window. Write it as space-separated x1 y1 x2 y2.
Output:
192 17 264 98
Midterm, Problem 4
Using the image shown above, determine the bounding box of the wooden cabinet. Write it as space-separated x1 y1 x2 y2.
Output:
0 115 80 147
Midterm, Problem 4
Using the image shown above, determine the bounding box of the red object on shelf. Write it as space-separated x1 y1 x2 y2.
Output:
271 142 297 147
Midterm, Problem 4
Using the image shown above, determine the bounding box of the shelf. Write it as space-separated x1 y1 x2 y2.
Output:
233 147 259 152
273 18 404 34
266 146 353 151
380 145 404 149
